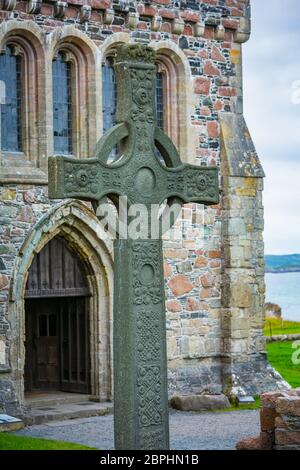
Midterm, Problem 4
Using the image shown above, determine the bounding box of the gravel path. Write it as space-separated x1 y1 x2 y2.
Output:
16 409 260 450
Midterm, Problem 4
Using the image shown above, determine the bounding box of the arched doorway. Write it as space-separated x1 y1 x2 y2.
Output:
24 236 91 394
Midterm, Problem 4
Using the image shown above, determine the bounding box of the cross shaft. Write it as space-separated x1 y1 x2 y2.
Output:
48 43 219 450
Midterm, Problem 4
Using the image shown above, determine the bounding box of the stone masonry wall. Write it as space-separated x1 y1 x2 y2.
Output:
0 0 287 415
237 389 300 450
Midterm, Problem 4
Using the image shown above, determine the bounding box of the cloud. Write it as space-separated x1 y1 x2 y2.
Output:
263 161 300 254
243 0 300 253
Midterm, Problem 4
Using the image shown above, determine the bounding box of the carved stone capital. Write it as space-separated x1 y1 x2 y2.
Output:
126 11 139 30
103 8 114 25
193 20 205 38
171 17 184 35
1 0 16 11
215 24 225 40
151 15 162 32
234 17 251 44
54 1 68 19
80 4 91 23
27 0 42 14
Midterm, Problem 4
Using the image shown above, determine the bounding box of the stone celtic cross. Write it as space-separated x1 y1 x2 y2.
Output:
48 44 219 450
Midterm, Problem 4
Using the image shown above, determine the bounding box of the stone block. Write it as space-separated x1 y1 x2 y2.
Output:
231 329 249 340
23 190 36 203
168 275 193 297
276 397 300 417
185 297 200 312
0 274 9 290
176 261 192 274
194 256 208 268
231 282 253 308
275 429 300 446
236 434 271 451
166 299 182 313
170 394 230 412
208 250 221 259
188 336 205 356
260 407 277 432
164 261 172 277
200 273 214 288
164 249 188 260
276 415 300 431
0 420 24 432
228 218 246 236
17 206 35 223
0 189 16 201
275 416 288 430
275 445 300 450
260 392 284 408
194 77 211 95
0 338 6 365
259 432 273 450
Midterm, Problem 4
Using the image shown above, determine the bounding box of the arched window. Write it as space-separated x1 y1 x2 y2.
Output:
52 52 73 155
102 59 116 134
0 45 22 152
155 71 164 131
101 59 165 133
155 51 191 157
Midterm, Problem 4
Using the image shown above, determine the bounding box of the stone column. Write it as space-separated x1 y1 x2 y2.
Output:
220 113 286 396
0 80 5 165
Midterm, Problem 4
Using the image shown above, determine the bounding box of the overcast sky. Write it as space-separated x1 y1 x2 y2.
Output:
243 0 300 255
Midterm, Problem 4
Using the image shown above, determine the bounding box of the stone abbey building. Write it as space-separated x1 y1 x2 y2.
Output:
0 0 287 416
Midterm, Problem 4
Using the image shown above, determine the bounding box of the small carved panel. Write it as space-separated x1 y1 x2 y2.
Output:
185 167 219 202
137 365 163 427
132 242 162 305
136 309 160 363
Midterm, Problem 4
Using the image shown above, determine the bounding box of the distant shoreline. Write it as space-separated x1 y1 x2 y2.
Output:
266 270 300 274
265 254 300 274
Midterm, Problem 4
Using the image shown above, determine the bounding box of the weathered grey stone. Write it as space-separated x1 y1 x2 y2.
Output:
176 261 193 274
170 394 230 411
48 43 219 451
0 421 24 432
274 445 300 451
0 1 288 433
0 380 22 416
222 358 290 397
220 113 265 178
0 414 24 432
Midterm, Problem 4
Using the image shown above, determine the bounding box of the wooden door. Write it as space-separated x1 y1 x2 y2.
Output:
36 311 60 390
24 236 91 394
25 299 60 390
60 298 90 393
25 297 90 393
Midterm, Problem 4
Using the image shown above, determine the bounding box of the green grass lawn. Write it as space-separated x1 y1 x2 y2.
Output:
267 341 300 389
264 318 300 337
214 395 261 413
0 433 96 450
217 340 300 412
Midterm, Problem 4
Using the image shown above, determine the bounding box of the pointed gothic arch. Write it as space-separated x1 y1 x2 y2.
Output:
0 20 46 177
47 26 102 158
150 40 195 164
9 201 114 405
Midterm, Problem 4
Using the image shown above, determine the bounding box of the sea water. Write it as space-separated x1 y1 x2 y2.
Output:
265 272 300 321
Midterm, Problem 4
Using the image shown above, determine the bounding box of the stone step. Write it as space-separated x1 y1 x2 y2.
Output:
23 401 113 426
25 392 94 409
0 414 24 432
